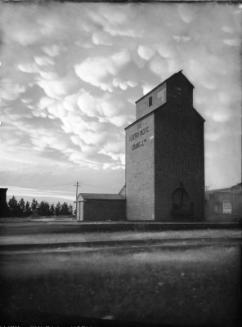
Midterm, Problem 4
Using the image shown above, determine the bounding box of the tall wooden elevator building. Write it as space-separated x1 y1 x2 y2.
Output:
77 71 205 221
125 71 205 221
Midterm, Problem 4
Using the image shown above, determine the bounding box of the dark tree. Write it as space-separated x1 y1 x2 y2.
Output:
24 201 32 216
31 199 39 216
8 196 18 216
18 198 26 217
55 202 61 216
49 204 55 216
37 201 50 216
60 202 70 215
7 196 73 218
68 204 73 216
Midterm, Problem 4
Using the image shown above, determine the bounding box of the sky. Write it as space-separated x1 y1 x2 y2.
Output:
0 1 241 204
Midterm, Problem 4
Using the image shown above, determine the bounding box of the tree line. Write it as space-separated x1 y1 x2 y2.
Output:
6 196 73 217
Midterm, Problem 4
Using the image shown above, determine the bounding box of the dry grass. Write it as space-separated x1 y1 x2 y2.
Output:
0 245 240 326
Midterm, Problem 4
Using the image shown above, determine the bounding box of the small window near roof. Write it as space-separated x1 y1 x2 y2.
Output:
149 96 152 107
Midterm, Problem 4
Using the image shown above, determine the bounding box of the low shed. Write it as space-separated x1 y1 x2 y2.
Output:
76 193 126 221
205 183 242 221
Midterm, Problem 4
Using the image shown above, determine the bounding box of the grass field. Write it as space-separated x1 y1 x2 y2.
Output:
0 243 241 326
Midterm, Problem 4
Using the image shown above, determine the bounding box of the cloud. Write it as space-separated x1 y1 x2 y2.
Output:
137 45 155 61
0 5 62 47
42 44 61 57
74 49 130 91
149 55 168 77
92 31 112 46
37 78 69 99
156 43 176 59
77 91 100 118
112 78 137 90
0 79 26 102
177 4 196 23
37 73 79 99
17 62 40 74
223 38 240 46
34 56 55 66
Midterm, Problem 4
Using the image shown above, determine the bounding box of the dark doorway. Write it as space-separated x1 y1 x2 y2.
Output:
171 183 193 219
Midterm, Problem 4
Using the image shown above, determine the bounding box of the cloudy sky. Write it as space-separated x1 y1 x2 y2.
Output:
0 1 241 203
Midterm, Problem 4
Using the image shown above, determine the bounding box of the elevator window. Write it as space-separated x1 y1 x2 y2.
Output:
149 96 152 107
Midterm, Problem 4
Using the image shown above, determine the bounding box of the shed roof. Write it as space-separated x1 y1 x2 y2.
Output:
206 183 242 194
77 193 125 201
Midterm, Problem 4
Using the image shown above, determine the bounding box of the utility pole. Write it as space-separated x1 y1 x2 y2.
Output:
75 181 79 220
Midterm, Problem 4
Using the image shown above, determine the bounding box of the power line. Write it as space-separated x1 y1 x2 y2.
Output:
74 181 80 220
75 181 79 200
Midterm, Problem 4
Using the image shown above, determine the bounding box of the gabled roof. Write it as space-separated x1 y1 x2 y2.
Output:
77 193 125 201
206 183 242 194
135 70 194 104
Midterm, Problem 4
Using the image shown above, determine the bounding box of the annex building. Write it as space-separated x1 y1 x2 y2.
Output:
205 183 242 221
76 71 205 221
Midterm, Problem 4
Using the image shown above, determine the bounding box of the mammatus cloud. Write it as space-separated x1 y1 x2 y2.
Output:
0 2 241 200
74 49 130 91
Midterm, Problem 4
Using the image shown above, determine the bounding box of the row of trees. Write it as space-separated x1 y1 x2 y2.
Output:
7 196 73 217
